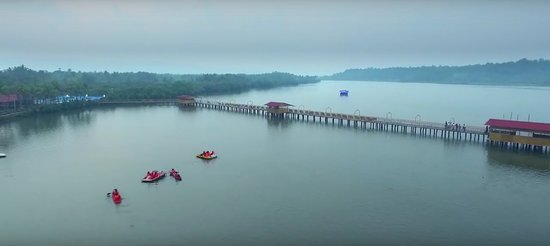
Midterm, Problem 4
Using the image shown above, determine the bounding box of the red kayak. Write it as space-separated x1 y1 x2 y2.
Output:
112 194 122 204
170 169 182 181
142 170 166 182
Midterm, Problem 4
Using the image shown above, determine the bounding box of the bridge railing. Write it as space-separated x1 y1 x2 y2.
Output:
376 118 485 133
194 100 486 134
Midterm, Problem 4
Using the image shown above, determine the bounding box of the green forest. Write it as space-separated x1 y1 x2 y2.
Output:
0 66 319 103
326 59 550 86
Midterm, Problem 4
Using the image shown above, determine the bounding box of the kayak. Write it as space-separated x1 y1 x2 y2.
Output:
170 170 182 181
112 194 122 204
141 171 166 182
0 153 6 158
196 154 217 160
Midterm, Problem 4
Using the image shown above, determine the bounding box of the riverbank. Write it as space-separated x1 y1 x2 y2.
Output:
0 101 101 121
0 110 31 121
0 99 184 122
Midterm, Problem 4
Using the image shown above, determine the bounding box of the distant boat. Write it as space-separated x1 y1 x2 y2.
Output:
339 90 349 96
0 153 6 158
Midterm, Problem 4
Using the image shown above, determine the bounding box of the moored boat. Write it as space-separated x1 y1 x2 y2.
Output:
0 153 6 158
141 170 166 182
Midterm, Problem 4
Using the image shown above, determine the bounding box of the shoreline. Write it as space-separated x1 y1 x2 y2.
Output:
0 110 32 121
0 100 179 122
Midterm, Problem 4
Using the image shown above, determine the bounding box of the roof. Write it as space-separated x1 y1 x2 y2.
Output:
265 101 293 107
485 118 550 133
0 94 18 103
177 95 195 100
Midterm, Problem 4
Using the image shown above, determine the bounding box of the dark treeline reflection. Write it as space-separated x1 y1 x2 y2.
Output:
0 122 17 148
5 110 96 141
177 106 197 114
266 118 292 129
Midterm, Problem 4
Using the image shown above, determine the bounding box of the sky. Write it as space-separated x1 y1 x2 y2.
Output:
1 0 550 75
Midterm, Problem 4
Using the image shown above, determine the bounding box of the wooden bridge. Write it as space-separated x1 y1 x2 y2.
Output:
99 99 177 105
193 99 488 142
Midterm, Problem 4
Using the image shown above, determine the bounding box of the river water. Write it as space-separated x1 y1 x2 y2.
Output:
0 81 549 245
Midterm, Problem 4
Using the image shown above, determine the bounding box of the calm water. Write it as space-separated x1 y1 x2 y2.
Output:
1 81 549 245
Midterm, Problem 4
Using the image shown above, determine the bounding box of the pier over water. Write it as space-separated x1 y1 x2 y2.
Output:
192 99 488 141
97 97 550 155
190 99 550 154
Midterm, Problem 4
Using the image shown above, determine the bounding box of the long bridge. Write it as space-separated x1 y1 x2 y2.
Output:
98 98 550 154
192 99 488 142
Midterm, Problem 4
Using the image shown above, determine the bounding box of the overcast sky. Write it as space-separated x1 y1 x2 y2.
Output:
1 0 549 75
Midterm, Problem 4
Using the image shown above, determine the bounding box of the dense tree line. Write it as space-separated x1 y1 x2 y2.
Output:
325 59 550 86
0 66 319 103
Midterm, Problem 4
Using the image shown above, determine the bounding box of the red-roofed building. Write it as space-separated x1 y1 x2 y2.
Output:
177 95 196 106
485 119 550 133
265 101 293 117
265 102 293 108
485 118 550 149
0 94 19 103
0 94 19 111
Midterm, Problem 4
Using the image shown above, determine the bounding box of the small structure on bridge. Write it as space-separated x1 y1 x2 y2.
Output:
265 101 293 118
177 95 196 106
485 118 550 153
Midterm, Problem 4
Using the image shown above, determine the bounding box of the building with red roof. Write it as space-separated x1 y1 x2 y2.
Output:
0 94 19 111
485 118 550 149
177 95 196 106
265 101 293 117
265 101 293 108
0 94 19 103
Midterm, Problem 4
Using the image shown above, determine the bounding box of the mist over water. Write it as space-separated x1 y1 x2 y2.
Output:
205 80 550 125
1 82 549 245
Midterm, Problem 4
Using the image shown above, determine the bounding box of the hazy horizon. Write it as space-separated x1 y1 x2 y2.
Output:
2 0 550 75
3 58 548 77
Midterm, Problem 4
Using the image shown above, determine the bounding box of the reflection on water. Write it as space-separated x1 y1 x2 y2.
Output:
63 110 94 129
15 113 63 138
266 118 292 128
2 80 550 245
0 122 17 148
177 105 198 113
487 148 550 171
0 109 96 147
